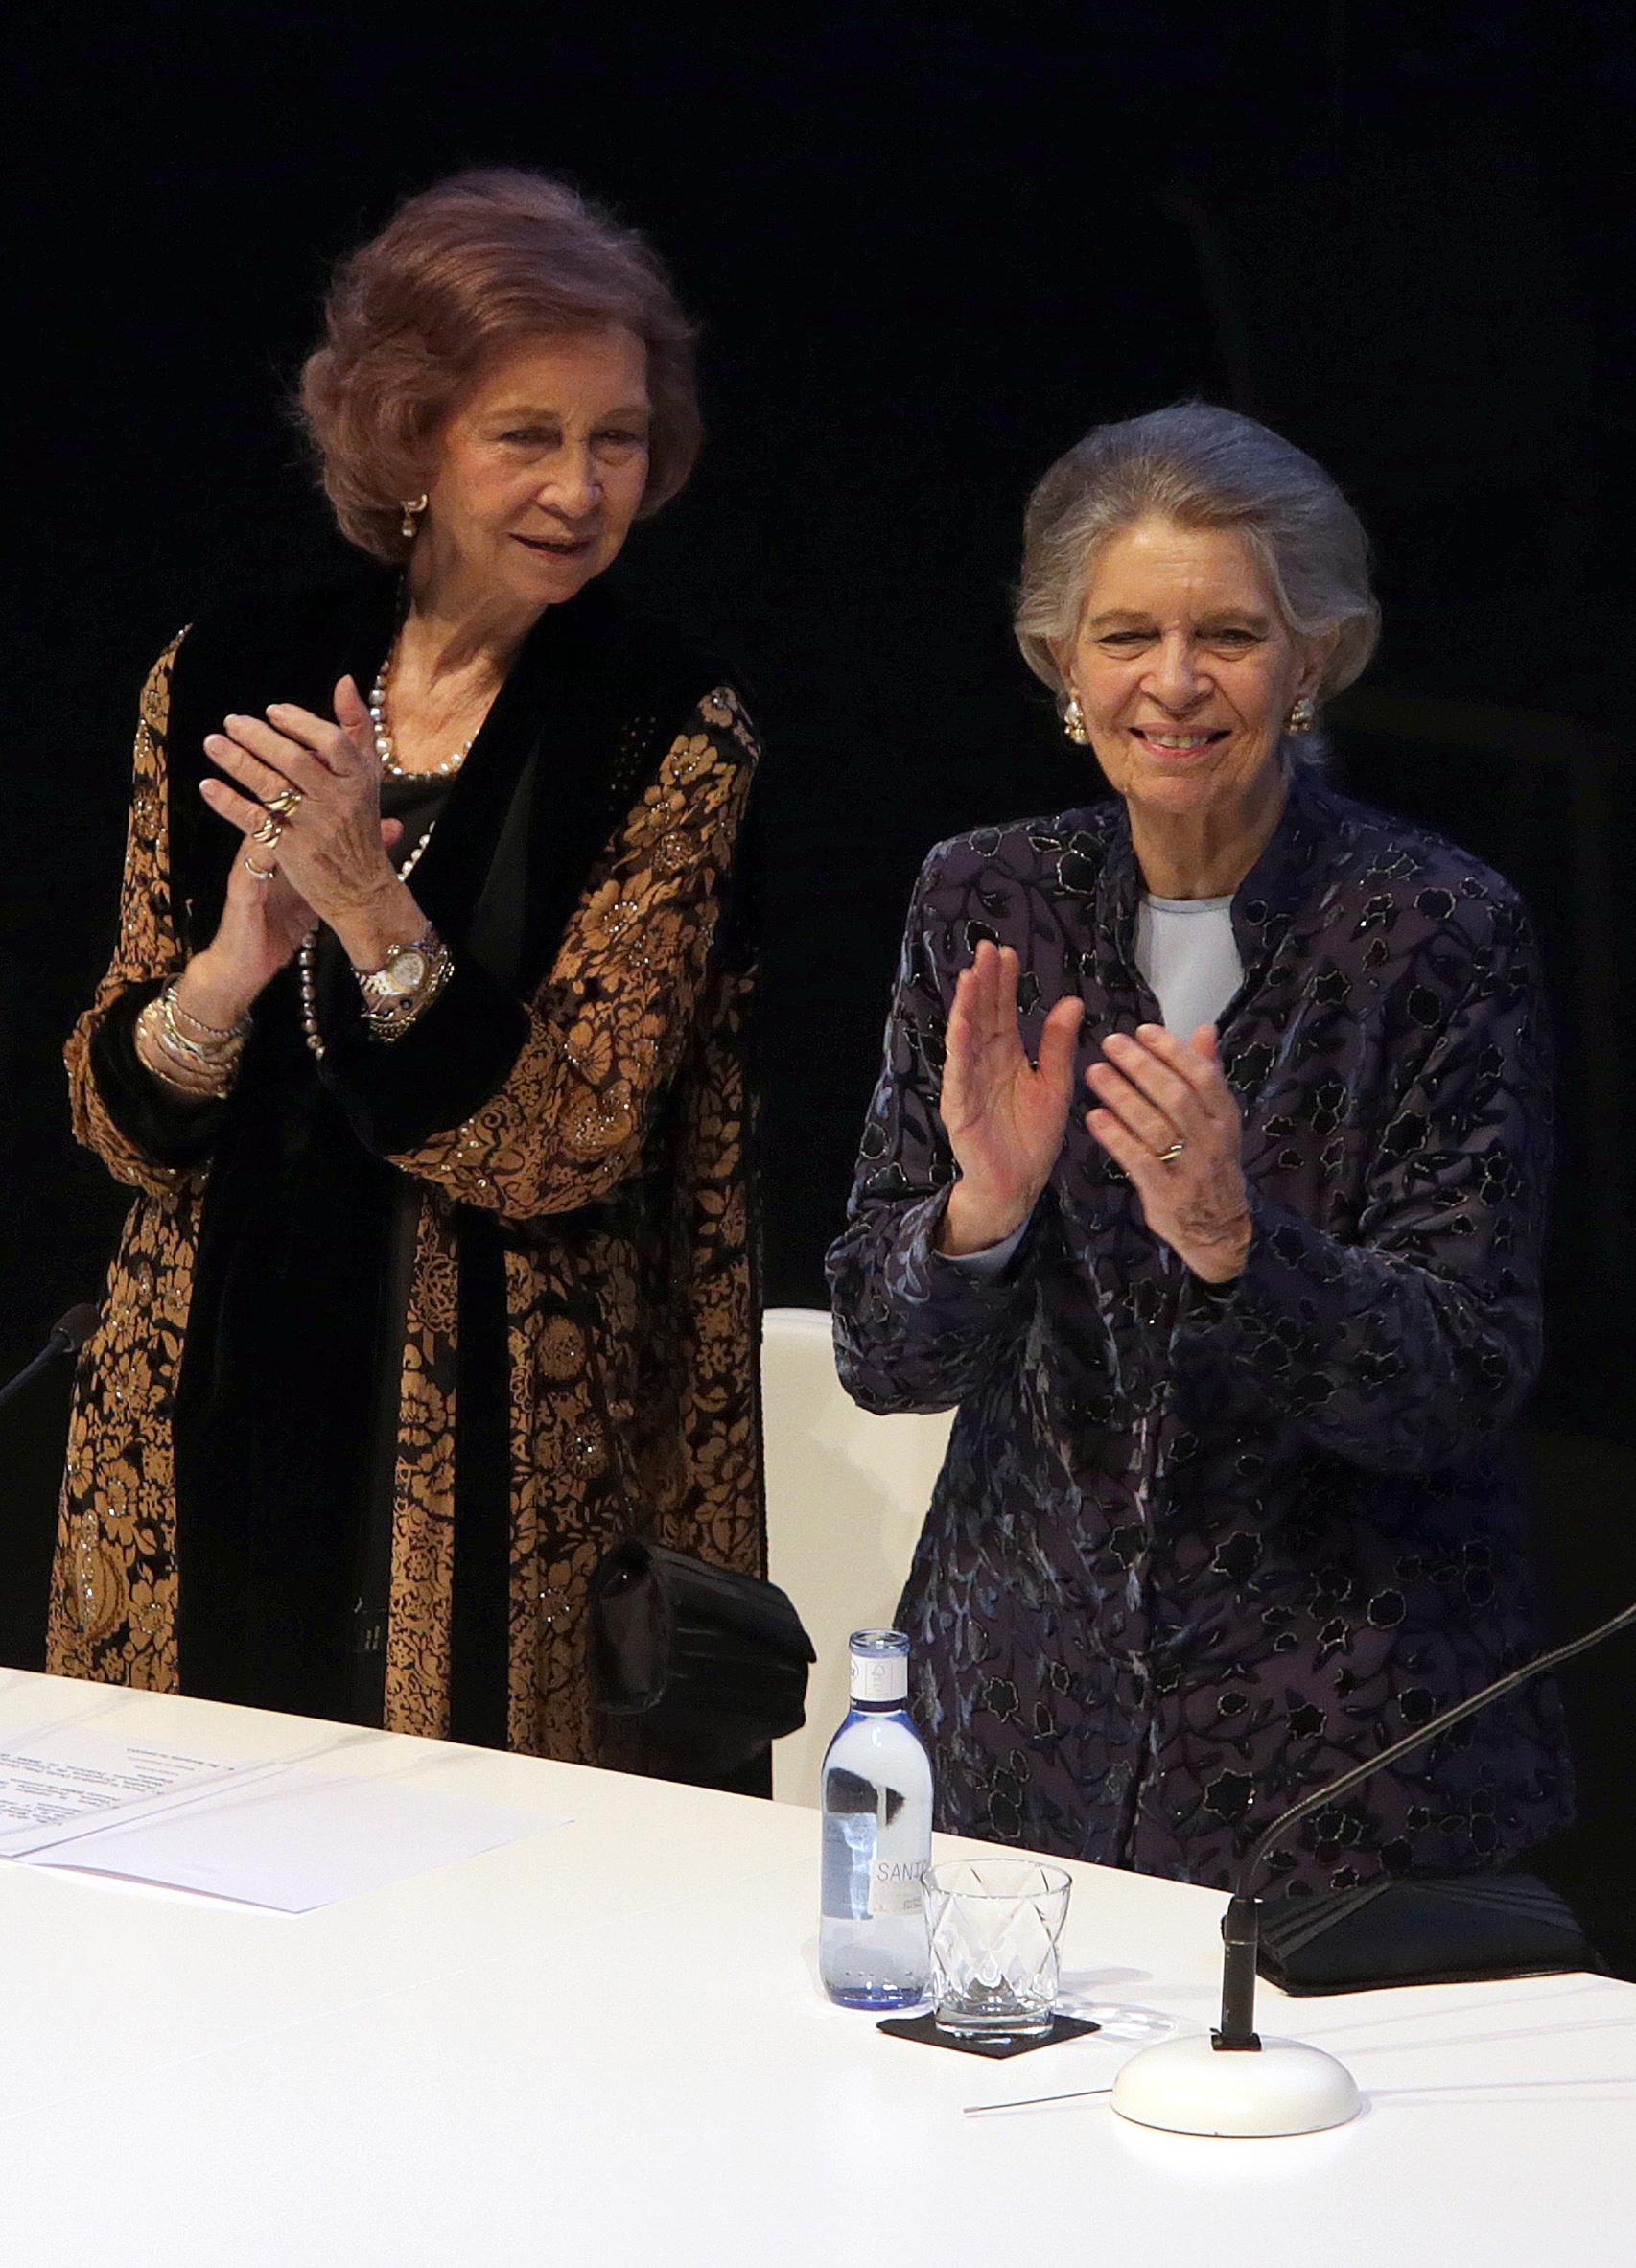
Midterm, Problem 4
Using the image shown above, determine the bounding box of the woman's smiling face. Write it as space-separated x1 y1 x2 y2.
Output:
1058 513 1327 824
420 326 653 611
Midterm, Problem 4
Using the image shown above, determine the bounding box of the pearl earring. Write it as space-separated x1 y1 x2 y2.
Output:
1287 695 1317 736
1063 694 1090 746
401 495 428 542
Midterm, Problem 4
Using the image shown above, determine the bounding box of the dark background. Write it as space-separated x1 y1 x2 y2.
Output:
3 8 1632 1954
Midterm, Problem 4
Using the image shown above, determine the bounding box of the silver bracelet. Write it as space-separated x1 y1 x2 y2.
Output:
168 983 249 1042
158 982 245 1071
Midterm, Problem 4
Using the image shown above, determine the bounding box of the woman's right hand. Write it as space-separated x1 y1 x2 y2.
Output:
175 820 404 1032
935 941 1085 1256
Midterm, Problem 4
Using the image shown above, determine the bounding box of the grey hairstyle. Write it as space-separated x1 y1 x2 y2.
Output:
1014 403 1381 721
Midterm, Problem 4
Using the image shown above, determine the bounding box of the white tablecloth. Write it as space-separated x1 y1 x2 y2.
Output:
0 1671 1628 2265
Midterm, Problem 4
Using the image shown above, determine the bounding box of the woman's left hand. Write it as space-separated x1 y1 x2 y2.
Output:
1086 1023 1253 1283
199 677 408 943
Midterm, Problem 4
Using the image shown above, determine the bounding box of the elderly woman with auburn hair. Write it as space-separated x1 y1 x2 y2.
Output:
54 172 762 1764
830 404 1570 1892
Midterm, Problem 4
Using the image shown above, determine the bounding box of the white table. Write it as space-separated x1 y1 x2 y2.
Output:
0 1670 1629 2266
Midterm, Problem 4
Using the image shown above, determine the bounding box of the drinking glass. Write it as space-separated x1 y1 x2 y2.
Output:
923 1857 1072 2039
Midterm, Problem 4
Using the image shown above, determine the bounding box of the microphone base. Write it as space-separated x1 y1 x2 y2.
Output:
1110 2033 1362 2137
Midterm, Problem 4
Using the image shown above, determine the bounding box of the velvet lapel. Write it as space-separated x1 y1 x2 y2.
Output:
1087 800 1158 1031
1226 763 1337 980
407 578 661 995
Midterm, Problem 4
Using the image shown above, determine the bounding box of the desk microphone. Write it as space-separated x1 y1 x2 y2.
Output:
1107 1593 1636 2137
0 1304 101 1418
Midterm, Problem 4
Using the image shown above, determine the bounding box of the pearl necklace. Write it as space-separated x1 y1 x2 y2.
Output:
296 815 437 1061
369 653 474 780
297 645 469 1057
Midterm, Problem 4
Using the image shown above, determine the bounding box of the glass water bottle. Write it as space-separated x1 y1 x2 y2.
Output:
819 1629 934 2009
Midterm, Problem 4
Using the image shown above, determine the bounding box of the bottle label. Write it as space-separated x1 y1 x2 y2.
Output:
851 1652 908 1704
869 1856 926 1918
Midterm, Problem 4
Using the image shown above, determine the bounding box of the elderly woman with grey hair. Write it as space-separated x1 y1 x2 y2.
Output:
828 403 1568 1892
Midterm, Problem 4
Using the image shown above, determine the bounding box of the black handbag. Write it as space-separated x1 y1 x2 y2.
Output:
587 1537 816 1785
1255 1873 1602 1995
578 1311 815 1787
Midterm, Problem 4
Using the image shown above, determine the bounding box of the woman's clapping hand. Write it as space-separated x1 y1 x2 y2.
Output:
191 675 424 1011
1085 1023 1252 1283
175 814 406 1032
181 674 409 1033
200 676 401 927
935 941 1085 1256
935 943 1252 1283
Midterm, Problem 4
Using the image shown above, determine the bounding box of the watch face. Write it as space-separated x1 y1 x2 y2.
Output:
386 950 428 996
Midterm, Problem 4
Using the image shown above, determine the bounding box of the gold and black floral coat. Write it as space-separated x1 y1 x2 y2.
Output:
49 575 764 1761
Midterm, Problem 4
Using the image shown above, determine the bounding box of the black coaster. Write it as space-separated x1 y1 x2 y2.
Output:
877 2011 1101 2059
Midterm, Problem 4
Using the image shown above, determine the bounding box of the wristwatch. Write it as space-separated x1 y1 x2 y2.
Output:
355 924 453 1036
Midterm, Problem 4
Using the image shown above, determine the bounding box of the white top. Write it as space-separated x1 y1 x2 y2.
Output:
1 1669 1629 2265
951 894 1243 1277
1134 890 1243 1037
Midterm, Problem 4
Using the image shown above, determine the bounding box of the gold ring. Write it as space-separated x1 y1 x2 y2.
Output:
266 785 304 820
250 814 284 848
1157 1139 1186 1164
243 854 278 882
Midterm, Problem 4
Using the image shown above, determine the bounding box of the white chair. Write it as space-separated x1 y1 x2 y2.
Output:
760 1306 954 1805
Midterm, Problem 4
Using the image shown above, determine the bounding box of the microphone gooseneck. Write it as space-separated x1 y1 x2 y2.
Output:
1209 1595 1636 2051
1235 1597 1636 1899
1112 1593 1636 2132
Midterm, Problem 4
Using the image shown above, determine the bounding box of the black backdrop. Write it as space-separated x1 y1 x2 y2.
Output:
4 6 1633 1953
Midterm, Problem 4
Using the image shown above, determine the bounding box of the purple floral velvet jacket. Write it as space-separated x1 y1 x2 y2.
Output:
827 766 1572 1893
